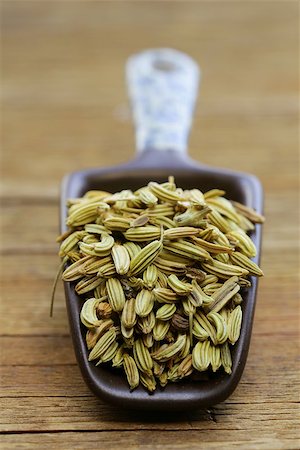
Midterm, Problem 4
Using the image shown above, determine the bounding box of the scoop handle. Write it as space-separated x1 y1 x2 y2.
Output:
126 48 200 155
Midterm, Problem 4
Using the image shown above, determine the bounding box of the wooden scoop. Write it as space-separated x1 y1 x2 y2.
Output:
61 48 263 411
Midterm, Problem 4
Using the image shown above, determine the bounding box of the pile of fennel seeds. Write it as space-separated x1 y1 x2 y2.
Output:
57 177 264 392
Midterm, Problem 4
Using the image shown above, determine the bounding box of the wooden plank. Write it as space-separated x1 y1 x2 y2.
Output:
2 1 298 199
1 336 76 366
1 1 299 448
0 396 299 433
1 115 298 199
1 430 299 450
2 2 297 110
0 256 69 335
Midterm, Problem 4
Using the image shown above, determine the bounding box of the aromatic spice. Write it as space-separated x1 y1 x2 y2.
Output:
57 177 264 391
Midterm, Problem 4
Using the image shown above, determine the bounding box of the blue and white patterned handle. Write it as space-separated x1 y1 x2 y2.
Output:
126 48 200 154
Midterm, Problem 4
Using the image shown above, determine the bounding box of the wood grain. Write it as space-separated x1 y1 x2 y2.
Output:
1 1 299 449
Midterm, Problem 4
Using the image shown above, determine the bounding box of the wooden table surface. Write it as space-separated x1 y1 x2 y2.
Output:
1 2 299 449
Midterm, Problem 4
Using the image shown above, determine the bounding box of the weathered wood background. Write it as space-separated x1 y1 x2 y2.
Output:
1 1 299 449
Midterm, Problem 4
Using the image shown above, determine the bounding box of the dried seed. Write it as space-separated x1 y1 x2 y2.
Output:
78 242 98 257
145 204 175 218
185 267 206 283
178 334 191 359
94 281 107 299
121 298 136 329
153 287 179 304
159 250 192 265
206 276 240 313
156 270 169 289
131 215 150 227
211 345 222 372
137 187 158 207
111 243 130 275
75 276 103 295
106 278 126 312
135 289 154 317
192 340 211 371
148 181 184 203
154 257 187 276
84 224 111 234
207 311 227 344
123 354 139 390
152 334 186 362
140 372 156 392
206 196 241 224
80 298 101 328
123 241 142 259
62 255 97 281
202 283 223 295
194 311 217 345
201 260 249 279
207 209 232 234
190 280 213 307
149 216 176 229
153 319 171 341
126 276 144 290
59 231 86 257
158 371 168 387
214 252 230 264
230 252 264 276
124 226 161 242
174 206 210 227
67 202 108 227
231 201 265 224
133 339 153 375
227 230 257 258
142 333 154 348
153 360 165 377
192 319 209 341
203 189 226 199
86 320 113 349
84 190 111 200
156 304 177 321
228 305 243 344
121 322 134 339
192 236 233 254
96 302 112 319
103 217 132 231
142 264 158 290
178 354 193 378
168 274 193 296
129 239 163 275
164 239 211 261
220 342 232 374
189 188 206 206
97 262 117 278
232 293 243 305
167 363 180 382
171 313 189 332
94 233 115 255
96 341 119 365
200 274 219 287
88 327 117 361
112 345 125 368
163 227 200 240
137 312 156 334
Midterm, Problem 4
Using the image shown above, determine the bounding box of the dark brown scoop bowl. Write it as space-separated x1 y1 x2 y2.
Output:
60 49 263 411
